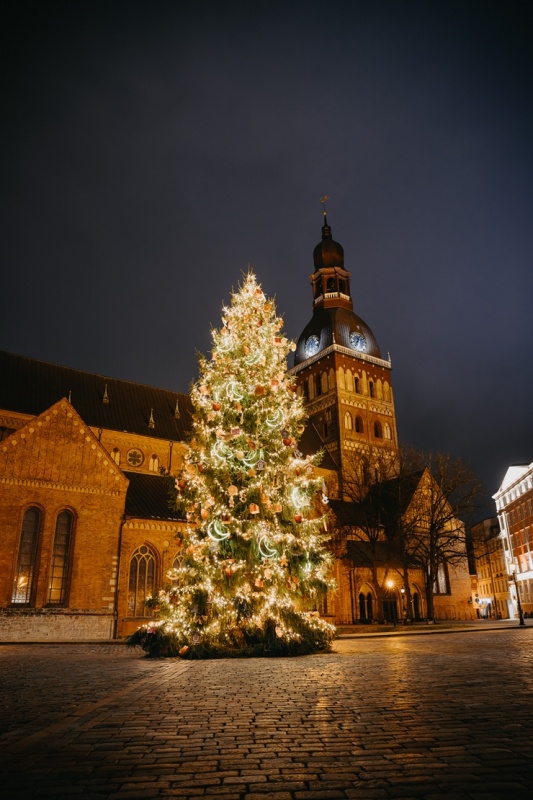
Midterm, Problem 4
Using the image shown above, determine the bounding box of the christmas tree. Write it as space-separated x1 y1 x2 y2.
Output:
129 273 335 657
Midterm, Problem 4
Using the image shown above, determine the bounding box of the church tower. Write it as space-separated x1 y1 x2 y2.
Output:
288 205 398 482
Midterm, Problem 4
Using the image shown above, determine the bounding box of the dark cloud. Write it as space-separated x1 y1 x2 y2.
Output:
2 0 532 517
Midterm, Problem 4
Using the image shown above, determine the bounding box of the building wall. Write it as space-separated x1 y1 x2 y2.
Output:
0 399 128 641
293 349 398 475
471 517 511 619
118 517 187 638
494 463 533 617
432 560 474 621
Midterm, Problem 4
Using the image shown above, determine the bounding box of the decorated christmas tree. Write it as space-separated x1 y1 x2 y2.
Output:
129 273 335 657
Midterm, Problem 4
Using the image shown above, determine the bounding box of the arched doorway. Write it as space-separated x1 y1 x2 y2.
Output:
383 588 398 624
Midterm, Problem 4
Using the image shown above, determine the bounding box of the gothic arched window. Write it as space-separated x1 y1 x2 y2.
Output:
12 507 41 604
374 421 383 438
344 412 353 430
48 510 74 605
149 454 159 472
369 380 375 398
170 554 183 587
355 416 364 433
128 545 156 616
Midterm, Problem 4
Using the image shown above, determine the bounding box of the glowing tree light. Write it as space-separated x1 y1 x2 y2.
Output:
128 272 335 658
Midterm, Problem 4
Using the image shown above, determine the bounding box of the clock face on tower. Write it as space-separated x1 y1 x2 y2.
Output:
349 331 367 352
304 335 320 358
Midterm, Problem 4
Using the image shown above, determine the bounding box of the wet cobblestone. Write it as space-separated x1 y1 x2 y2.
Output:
0 629 532 798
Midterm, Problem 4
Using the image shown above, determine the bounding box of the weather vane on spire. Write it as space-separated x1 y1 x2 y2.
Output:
320 195 329 218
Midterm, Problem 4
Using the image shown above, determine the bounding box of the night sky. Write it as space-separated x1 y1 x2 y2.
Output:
3 0 532 518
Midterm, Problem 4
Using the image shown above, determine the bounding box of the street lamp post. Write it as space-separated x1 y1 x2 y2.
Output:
386 579 397 627
400 586 407 623
508 566 525 626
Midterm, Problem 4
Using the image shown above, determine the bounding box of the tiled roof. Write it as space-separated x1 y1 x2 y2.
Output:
124 471 185 521
0 350 335 473
0 350 193 441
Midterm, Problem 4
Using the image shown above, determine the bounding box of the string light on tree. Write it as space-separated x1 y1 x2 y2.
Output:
128 272 336 658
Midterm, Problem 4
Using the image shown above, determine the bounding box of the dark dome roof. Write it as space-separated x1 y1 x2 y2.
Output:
313 223 344 270
293 307 381 366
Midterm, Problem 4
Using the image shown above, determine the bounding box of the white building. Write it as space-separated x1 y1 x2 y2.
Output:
493 462 533 619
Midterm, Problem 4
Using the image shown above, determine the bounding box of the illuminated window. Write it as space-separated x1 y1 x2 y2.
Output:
355 416 363 433
128 545 156 616
344 412 353 430
111 448 120 465
12 507 41 604
149 454 159 472
433 563 450 595
48 511 74 605
384 423 391 440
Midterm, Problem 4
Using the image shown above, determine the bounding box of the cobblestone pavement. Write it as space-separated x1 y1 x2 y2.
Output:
1 629 532 800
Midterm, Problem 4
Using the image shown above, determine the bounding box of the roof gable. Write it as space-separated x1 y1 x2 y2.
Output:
0 398 129 493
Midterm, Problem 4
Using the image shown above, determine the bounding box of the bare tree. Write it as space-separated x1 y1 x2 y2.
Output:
332 447 412 623
407 452 482 621
331 446 482 623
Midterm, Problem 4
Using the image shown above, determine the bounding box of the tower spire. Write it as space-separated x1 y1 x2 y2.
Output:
320 195 330 227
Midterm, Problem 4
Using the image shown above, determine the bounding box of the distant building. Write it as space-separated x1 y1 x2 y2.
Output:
493 463 533 618
470 517 511 619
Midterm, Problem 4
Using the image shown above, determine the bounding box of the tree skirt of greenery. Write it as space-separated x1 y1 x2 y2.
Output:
127 615 334 659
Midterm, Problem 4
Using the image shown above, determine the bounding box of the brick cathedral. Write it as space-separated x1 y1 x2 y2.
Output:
0 216 473 641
